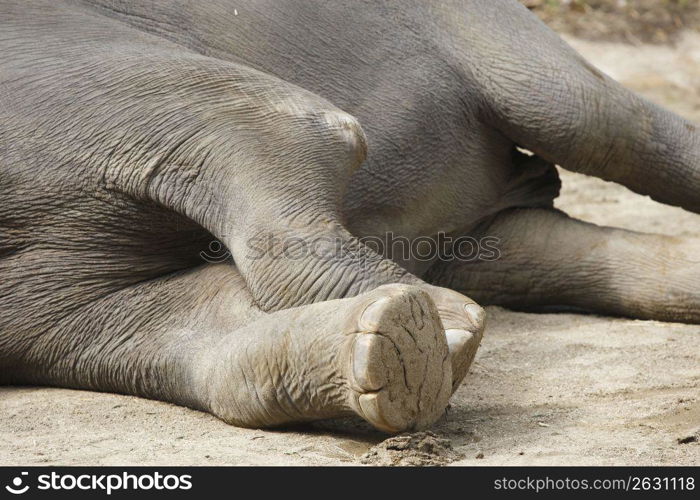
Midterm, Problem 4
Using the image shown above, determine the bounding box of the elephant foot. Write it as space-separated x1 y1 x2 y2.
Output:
345 285 453 432
201 284 454 433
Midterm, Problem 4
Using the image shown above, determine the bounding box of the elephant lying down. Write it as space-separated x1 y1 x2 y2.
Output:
1 0 699 433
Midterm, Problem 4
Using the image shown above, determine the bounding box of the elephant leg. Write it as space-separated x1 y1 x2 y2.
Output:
462 0 700 213
6 264 452 432
425 208 700 324
4 4 401 310
111 60 485 391
3 9 482 386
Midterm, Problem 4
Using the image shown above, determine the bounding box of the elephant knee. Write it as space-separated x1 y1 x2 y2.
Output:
319 111 368 166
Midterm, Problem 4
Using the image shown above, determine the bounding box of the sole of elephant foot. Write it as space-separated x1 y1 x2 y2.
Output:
344 284 452 433
420 284 485 393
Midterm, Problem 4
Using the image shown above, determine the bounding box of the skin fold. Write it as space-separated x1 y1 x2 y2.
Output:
0 0 698 432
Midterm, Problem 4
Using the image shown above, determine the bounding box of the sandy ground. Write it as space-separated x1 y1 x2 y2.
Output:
1 34 699 467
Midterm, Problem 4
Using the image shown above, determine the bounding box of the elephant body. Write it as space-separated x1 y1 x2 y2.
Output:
1 0 698 432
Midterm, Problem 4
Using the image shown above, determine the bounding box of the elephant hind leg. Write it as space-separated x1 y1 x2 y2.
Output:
7 264 452 432
426 208 700 324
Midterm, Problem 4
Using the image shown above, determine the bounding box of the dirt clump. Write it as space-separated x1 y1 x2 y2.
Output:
360 431 463 466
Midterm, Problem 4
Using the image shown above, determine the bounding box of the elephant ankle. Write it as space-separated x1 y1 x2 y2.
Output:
238 233 419 311
193 310 357 428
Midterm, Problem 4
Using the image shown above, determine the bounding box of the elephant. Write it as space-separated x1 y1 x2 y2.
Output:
1 0 698 433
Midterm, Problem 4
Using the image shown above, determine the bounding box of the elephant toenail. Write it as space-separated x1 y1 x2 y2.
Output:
358 297 392 332
463 303 485 331
352 334 385 391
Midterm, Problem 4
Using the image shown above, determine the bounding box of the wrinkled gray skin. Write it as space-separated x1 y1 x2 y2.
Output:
1 0 699 433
